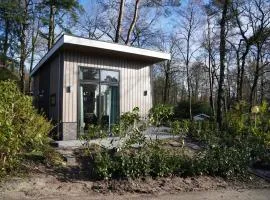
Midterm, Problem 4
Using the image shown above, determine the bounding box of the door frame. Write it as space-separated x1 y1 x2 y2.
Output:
77 66 120 136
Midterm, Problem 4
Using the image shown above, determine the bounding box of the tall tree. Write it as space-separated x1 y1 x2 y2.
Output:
28 11 41 92
216 0 230 128
88 0 175 45
0 0 18 66
247 0 270 109
17 0 32 93
38 0 82 50
115 0 125 43
232 0 253 101
202 10 218 116
177 0 200 120
125 0 140 45
156 35 179 104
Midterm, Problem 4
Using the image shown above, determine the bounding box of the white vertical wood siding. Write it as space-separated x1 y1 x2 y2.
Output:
62 51 153 123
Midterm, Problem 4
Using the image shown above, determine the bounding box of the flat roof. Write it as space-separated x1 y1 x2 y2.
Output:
31 34 171 76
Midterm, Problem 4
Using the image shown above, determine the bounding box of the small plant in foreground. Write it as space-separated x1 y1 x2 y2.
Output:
149 104 173 127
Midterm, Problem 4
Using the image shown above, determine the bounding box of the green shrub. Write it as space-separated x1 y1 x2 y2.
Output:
80 103 270 180
198 145 251 178
0 81 52 177
93 150 113 179
186 101 270 178
113 149 151 178
111 107 141 137
149 104 174 126
81 124 108 140
83 141 195 180
186 120 219 145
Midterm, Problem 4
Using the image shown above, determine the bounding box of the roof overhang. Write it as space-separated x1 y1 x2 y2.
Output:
31 34 171 76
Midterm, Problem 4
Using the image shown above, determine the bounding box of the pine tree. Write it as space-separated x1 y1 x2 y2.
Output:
38 0 83 50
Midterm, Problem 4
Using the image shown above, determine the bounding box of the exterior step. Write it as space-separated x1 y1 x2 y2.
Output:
54 147 79 166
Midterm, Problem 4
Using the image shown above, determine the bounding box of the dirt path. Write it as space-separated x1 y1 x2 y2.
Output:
1 171 270 200
1 189 270 200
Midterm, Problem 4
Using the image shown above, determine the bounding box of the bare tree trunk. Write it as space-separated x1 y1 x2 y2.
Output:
238 46 250 100
235 42 241 101
186 61 192 120
19 45 26 93
249 44 262 110
28 19 40 93
3 20 10 67
48 3 55 49
207 16 215 116
260 73 264 103
208 54 215 116
194 74 199 102
163 61 171 104
19 0 29 94
28 47 34 92
217 0 229 129
115 0 125 43
125 0 140 45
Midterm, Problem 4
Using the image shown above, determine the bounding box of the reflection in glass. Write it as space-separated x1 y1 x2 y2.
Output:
79 67 99 81
79 83 99 133
100 85 119 128
79 67 120 135
100 70 119 83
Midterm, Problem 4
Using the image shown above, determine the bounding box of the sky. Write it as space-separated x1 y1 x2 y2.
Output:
79 0 191 15
29 0 208 70
77 0 198 38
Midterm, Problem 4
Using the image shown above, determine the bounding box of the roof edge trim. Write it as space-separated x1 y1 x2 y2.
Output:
30 34 171 76
30 35 64 76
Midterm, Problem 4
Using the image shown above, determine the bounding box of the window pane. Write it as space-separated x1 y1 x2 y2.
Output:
79 83 99 133
80 67 99 81
100 85 119 128
100 70 119 83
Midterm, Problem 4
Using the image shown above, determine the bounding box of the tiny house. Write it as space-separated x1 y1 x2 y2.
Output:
31 35 170 140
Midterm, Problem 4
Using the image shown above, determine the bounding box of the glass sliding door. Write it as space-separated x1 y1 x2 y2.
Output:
79 67 120 135
100 84 119 128
79 83 99 133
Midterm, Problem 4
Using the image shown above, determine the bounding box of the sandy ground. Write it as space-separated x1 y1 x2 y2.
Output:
0 171 270 200
1 188 270 200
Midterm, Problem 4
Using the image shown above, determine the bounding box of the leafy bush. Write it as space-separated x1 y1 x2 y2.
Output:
89 143 191 179
198 145 251 177
80 102 270 180
149 104 174 126
111 107 141 137
0 81 52 177
186 101 270 177
187 120 219 145
89 142 253 179
113 148 151 178
81 124 108 140
93 150 113 179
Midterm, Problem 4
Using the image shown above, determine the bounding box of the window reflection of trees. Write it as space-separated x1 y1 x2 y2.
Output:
79 67 120 134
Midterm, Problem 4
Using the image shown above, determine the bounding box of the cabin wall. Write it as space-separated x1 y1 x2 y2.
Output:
62 51 153 139
49 55 61 122
32 54 62 139
34 63 50 117
32 73 40 108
